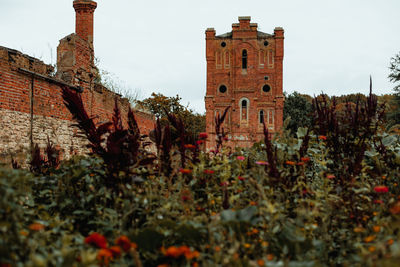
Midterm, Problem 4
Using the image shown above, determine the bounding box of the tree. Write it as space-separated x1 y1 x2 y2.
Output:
388 52 400 126
135 93 205 137
283 92 313 134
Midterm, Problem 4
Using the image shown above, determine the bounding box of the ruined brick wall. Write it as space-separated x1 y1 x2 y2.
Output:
205 17 284 149
0 46 154 165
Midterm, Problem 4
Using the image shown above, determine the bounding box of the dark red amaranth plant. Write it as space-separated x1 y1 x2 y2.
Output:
312 78 385 182
214 106 230 154
262 121 280 179
62 86 153 187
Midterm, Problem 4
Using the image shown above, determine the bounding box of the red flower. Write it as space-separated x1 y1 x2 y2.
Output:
374 199 384 204
236 156 245 161
238 176 245 181
255 161 268 165
318 135 327 141
374 186 388 193
199 132 208 139
115 235 132 252
196 140 204 145
326 174 335 179
85 232 107 249
223 136 229 141
182 195 190 201
220 181 229 186
301 157 310 162
203 169 215 174
179 168 192 174
296 162 304 166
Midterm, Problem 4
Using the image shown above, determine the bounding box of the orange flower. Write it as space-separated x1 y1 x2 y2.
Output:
214 246 221 252
255 160 268 165
85 232 107 249
373 226 381 233
192 262 199 267
244 243 251 248
157 264 169 267
250 201 257 206
326 174 335 179
108 246 121 258
29 223 45 231
115 235 131 252
257 259 265 266
353 227 364 233
387 239 394 245
179 168 192 174
285 160 295 165
20 230 29 236
390 201 400 214
301 157 310 162
97 248 113 266
184 144 196 149
364 235 376 243
368 246 376 252
318 135 327 140
164 246 181 258
267 254 274 261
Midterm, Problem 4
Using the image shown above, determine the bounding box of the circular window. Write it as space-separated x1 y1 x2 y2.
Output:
262 84 271 93
219 85 227 93
221 42 226 47
264 41 269 46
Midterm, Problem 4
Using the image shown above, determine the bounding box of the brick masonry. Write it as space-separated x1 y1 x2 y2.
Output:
0 0 154 165
205 17 284 149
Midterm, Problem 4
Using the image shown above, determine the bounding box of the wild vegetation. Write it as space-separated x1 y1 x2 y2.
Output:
1 54 400 266
1 79 399 267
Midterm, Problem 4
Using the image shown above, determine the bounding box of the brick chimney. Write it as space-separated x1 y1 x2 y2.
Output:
73 0 97 43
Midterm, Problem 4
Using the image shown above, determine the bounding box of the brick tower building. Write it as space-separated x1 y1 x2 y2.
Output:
205 17 284 149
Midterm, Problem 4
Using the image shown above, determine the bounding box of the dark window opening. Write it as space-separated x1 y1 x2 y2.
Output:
264 76 269 80
259 110 264 123
264 41 269 46
241 99 247 108
262 84 271 93
221 41 226 47
219 85 227 93
242 50 247 69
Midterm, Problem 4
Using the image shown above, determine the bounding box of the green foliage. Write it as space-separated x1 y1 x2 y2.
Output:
2 93 400 267
388 52 400 126
136 92 206 137
283 92 313 134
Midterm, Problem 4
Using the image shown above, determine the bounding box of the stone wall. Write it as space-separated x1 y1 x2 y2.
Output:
0 45 154 165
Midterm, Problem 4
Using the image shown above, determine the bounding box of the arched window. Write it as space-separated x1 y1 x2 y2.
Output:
259 110 264 124
242 50 247 69
239 98 249 122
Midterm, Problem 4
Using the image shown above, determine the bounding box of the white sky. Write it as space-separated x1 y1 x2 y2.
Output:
1 0 399 113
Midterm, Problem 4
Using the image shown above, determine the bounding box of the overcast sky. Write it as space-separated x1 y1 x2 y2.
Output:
1 0 399 113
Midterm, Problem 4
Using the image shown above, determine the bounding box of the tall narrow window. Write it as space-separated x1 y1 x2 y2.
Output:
240 98 249 122
242 50 247 69
259 110 264 123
